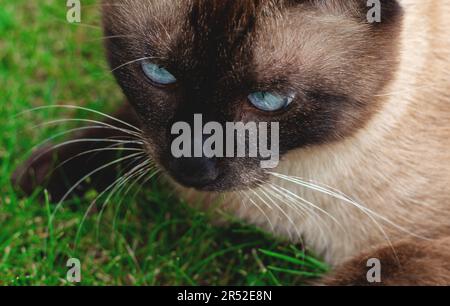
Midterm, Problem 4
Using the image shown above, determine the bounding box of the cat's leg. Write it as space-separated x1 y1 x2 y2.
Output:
320 236 450 286
11 103 144 202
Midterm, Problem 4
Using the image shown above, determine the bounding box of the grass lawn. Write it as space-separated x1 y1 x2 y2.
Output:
0 0 328 285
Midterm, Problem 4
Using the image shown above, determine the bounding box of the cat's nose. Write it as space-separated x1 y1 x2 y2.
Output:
169 157 219 188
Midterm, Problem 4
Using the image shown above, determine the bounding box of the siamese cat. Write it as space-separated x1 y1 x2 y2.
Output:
13 0 450 285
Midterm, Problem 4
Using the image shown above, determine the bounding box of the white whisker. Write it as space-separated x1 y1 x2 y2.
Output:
240 190 276 234
27 138 143 167
49 152 145 225
112 167 161 233
17 105 142 133
263 183 330 240
111 56 157 72
36 118 144 139
270 172 427 240
269 182 345 234
53 146 144 176
256 185 304 239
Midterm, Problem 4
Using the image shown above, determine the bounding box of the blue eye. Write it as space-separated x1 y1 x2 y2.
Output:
141 61 176 85
248 91 295 112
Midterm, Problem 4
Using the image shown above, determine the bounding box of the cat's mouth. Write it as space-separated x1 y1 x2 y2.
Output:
143 143 227 191
163 157 264 192
151 153 266 192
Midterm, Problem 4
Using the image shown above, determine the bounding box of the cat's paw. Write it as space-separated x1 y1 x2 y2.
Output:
319 237 450 286
11 142 99 202
11 144 58 198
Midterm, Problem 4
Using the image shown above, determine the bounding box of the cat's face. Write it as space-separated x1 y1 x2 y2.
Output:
102 0 402 191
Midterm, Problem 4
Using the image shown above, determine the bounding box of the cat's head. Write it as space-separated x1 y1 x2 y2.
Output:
102 0 402 191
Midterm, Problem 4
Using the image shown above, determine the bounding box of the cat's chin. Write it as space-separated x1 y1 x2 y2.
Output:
165 175 259 193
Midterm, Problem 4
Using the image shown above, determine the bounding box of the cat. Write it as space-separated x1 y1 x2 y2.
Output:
13 0 450 285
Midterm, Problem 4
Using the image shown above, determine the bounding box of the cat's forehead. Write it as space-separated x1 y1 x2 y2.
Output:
102 0 366 34
105 0 281 22
103 0 290 48
103 0 304 73
103 0 401 87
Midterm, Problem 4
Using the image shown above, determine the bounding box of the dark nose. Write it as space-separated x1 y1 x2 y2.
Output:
169 157 219 188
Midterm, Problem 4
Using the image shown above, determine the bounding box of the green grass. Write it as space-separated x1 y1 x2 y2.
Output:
0 0 328 285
